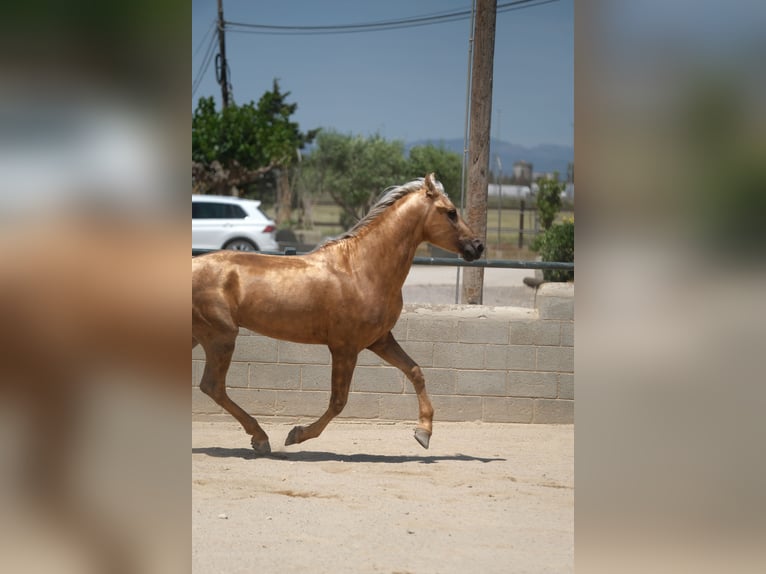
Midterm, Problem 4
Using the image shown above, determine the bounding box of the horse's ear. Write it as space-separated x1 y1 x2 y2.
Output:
424 173 437 198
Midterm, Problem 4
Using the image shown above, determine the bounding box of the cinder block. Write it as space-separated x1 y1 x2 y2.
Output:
537 346 574 373
510 321 561 346
379 394 419 421
456 370 506 396
538 282 574 299
507 371 558 398
249 363 301 390
433 342 485 370
391 318 407 340
192 344 206 361
275 390 330 417
400 341 434 368
533 399 574 423
558 373 574 399
353 366 404 393
192 360 203 385
278 341 331 365
483 397 534 423
458 320 509 344
431 395 483 422
560 322 574 347
537 289 574 321
355 341 432 367
300 364 332 391
356 349 386 366
406 317 459 343
338 392 380 419
232 336 278 362
403 368 456 396
484 345 508 370
192 387 222 414
226 388 278 416
506 345 537 371
225 361 249 388
193 302 577 423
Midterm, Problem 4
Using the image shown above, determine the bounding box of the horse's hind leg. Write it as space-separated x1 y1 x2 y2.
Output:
198 333 271 454
285 349 357 446
368 332 434 449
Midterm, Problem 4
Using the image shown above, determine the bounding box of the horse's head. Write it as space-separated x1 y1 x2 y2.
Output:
421 173 484 262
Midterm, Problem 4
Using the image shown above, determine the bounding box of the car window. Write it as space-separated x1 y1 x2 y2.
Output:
224 204 247 218
192 202 247 219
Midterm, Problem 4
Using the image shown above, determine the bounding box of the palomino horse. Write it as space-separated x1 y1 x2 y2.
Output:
192 173 484 454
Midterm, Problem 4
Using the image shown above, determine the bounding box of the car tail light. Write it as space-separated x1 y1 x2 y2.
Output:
263 225 276 233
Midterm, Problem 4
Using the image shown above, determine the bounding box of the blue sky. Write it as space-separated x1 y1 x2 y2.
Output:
192 0 573 148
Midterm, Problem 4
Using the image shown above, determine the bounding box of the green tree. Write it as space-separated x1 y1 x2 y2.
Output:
298 131 408 228
192 80 317 223
406 144 463 203
535 173 565 230
533 219 574 282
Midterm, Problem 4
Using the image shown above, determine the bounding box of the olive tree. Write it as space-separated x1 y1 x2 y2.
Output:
192 80 317 223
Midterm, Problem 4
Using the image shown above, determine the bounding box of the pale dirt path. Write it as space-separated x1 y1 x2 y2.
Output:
192 420 573 574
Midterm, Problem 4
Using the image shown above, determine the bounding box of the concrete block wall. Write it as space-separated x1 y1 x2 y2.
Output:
192 282 573 424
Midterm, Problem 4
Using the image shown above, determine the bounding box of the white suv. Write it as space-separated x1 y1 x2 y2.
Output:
192 195 279 252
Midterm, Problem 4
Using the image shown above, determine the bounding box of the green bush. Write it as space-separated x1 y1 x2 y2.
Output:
532 219 574 282
535 176 564 230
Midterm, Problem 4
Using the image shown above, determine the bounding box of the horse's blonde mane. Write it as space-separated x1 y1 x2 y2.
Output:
330 177 446 243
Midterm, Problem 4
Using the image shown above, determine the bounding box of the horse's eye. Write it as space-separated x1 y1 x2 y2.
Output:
447 210 457 222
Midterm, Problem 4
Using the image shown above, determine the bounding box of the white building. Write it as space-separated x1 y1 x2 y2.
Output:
487 183 534 198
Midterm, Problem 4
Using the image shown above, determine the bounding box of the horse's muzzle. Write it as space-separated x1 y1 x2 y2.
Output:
460 238 484 262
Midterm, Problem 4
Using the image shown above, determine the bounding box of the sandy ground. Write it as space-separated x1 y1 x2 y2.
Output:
192 420 573 574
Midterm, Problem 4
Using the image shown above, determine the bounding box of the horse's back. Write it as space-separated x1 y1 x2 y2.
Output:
192 250 338 344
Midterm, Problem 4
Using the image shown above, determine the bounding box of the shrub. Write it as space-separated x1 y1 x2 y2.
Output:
535 176 564 230
532 219 574 282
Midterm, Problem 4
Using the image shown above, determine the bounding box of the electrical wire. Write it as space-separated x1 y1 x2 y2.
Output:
192 38 215 96
226 0 559 36
193 19 216 59
194 0 558 98
192 29 218 98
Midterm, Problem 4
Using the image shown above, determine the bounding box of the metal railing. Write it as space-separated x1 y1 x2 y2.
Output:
192 248 574 271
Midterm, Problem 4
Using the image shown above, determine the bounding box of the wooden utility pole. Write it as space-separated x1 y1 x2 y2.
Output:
216 0 231 108
462 0 496 304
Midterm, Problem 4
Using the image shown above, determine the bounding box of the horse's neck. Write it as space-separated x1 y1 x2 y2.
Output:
346 197 425 287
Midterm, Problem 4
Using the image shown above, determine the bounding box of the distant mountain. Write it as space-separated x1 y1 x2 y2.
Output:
406 138 573 176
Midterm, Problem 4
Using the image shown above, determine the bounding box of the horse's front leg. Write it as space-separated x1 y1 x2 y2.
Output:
368 332 434 449
285 349 357 446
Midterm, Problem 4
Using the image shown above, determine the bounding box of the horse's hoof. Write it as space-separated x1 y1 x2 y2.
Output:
251 438 272 456
285 426 302 446
414 428 431 450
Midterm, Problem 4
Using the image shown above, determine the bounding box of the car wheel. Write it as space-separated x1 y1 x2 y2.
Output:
223 239 258 252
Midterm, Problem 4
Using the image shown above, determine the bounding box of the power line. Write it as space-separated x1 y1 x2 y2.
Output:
192 33 216 96
192 19 217 96
194 0 559 100
192 30 218 98
226 0 559 36
193 19 216 59
227 0 555 35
